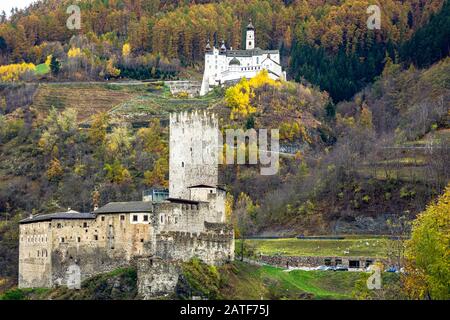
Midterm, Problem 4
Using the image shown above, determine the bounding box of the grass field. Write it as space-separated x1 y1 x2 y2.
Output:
238 237 390 257
219 261 380 299
31 82 221 123
110 84 221 119
31 83 145 121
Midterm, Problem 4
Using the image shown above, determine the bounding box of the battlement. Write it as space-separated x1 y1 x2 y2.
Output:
169 111 218 127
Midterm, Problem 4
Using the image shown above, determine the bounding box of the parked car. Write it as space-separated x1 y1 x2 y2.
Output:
316 265 334 271
334 264 349 271
386 266 398 273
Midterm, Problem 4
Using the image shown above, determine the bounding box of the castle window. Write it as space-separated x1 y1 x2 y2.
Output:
94 235 98 241
175 217 178 224
60 237 65 243
181 162 184 167
143 215 148 222
120 215 125 221
133 215 138 222
160 215 164 223
83 222 88 228
37 250 40 257
57 223 62 228
101 216 105 221
77 237 81 243
140 239 144 243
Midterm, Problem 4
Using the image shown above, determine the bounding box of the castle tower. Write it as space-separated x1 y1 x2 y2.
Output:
245 18 255 50
169 112 219 199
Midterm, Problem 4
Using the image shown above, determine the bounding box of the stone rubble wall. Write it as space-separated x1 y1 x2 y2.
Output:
257 255 388 268
165 81 201 97
137 257 181 299
155 226 234 266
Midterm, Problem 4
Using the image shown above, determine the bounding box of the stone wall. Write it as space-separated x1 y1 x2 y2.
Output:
257 255 387 269
19 222 52 288
165 81 201 97
155 223 234 265
19 213 155 288
136 257 181 299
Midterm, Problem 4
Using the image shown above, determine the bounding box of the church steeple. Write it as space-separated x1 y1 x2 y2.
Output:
205 39 212 52
245 18 255 50
220 40 227 53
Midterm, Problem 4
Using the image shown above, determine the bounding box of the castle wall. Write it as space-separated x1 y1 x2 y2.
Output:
19 222 53 288
49 214 155 286
136 257 181 299
155 223 234 265
154 202 209 234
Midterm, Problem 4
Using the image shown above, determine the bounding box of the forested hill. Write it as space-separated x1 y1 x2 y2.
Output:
0 0 448 102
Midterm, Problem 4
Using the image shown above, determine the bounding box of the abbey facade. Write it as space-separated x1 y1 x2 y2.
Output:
18 112 234 297
200 19 286 96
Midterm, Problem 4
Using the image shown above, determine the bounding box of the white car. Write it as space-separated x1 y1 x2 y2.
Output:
316 265 334 271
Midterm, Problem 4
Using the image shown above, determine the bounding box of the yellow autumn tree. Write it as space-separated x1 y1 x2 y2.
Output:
88 112 110 145
105 59 121 78
47 158 63 180
0 62 36 81
106 125 132 156
225 193 234 223
225 70 280 120
122 43 131 57
45 55 52 66
104 160 132 184
67 47 82 58
404 184 450 300
144 157 169 187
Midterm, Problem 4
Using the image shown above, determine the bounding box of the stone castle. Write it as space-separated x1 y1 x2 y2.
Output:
200 19 286 96
18 112 234 298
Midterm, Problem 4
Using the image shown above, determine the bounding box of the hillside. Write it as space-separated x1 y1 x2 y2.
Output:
0 1 448 102
0 261 401 300
0 0 449 299
0 55 449 290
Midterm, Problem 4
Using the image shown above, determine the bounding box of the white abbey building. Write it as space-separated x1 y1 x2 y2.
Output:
200 19 286 96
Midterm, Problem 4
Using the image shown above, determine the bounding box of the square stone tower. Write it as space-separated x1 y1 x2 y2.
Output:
169 111 219 199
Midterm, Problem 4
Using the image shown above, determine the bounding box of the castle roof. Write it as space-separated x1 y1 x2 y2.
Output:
94 201 153 214
20 211 95 224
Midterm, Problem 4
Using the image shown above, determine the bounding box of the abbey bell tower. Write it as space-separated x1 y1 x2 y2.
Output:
245 18 255 50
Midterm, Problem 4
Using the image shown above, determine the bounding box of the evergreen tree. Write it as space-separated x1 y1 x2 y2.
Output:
50 56 61 75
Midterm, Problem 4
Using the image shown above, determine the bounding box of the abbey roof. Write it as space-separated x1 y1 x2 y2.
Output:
225 48 279 57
